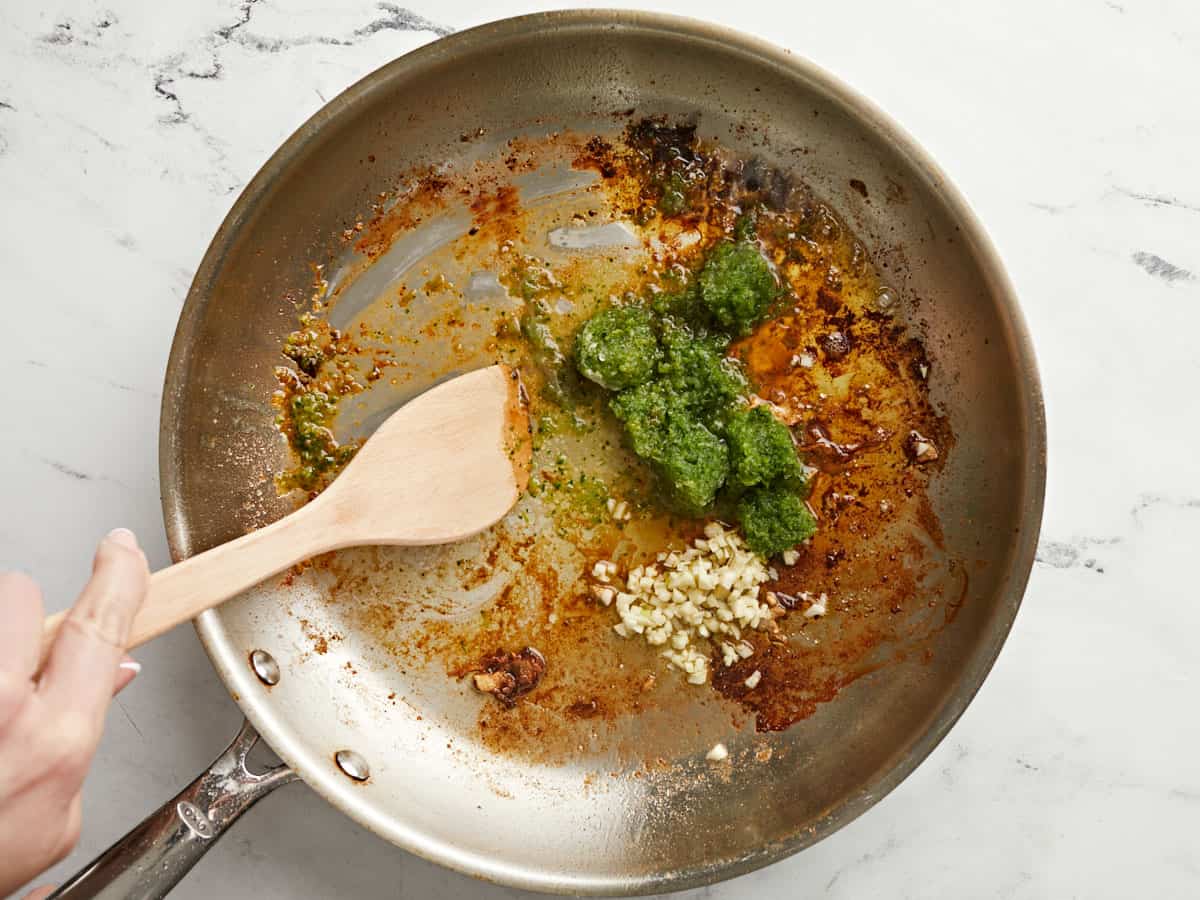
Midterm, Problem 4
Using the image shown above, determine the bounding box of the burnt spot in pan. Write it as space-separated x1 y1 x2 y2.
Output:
470 647 546 707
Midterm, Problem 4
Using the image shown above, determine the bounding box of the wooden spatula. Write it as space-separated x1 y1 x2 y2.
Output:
41 364 531 660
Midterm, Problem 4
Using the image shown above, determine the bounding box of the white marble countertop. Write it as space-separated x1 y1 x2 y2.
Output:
2 1 1197 897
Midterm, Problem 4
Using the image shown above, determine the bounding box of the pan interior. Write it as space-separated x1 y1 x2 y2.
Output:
165 13 1042 895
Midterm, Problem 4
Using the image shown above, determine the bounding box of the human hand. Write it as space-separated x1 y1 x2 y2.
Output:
0 529 149 898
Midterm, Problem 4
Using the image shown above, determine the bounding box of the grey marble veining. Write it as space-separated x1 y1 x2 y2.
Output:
1 0 1197 897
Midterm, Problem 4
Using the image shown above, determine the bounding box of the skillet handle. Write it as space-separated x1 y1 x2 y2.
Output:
48 720 296 900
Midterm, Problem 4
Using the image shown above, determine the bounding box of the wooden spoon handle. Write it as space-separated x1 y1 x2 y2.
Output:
41 505 324 666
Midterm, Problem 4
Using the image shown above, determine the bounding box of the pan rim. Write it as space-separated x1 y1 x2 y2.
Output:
161 9 1047 895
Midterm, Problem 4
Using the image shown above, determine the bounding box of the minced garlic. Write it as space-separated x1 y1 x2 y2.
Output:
803 592 828 618
591 522 779 685
605 497 632 522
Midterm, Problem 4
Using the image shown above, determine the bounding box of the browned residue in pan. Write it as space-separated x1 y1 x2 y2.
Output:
464 646 547 707
353 172 449 260
503 367 533 495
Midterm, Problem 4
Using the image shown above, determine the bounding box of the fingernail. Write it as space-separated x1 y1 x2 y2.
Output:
106 527 139 549
119 660 142 676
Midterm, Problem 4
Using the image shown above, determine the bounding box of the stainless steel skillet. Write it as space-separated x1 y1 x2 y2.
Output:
50 11 1045 898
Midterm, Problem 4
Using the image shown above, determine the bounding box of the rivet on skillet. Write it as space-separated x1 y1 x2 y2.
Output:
335 749 370 782
249 649 280 686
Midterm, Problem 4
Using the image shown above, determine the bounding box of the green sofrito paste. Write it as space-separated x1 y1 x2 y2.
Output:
277 391 357 492
574 305 661 391
697 241 777 336
572 236 816 557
